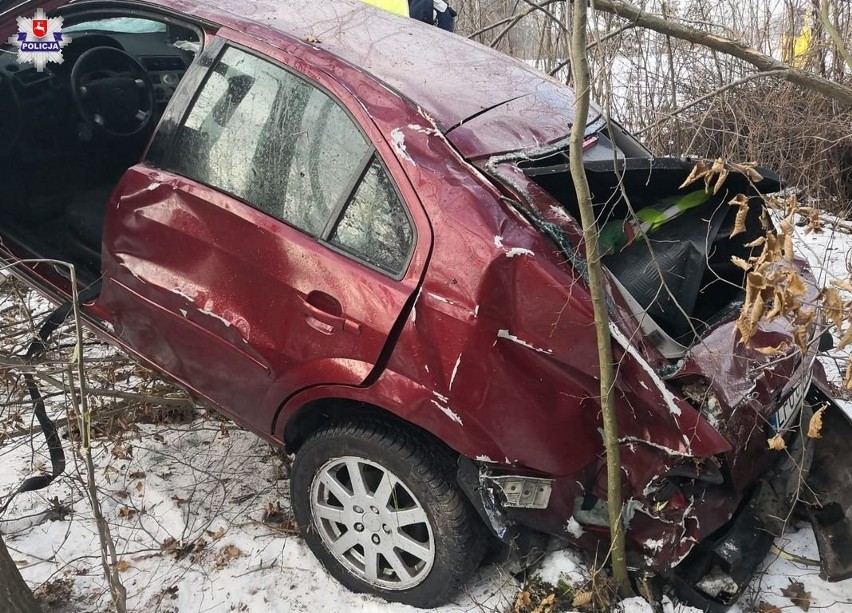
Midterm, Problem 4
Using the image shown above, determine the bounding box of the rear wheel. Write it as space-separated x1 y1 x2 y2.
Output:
290 419 484 608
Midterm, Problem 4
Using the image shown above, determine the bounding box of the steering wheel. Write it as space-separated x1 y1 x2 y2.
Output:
70 46 155 137
0 72 22 155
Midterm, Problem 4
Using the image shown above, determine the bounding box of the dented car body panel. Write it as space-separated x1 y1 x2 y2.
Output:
1 0 848 606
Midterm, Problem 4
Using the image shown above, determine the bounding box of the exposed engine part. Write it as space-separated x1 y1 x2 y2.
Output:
486 475 553 509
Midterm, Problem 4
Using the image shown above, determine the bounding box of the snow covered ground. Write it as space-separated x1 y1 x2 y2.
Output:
2 214 852 612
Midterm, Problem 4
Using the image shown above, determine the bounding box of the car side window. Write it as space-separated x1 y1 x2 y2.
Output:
330 158 414 275
154 44 415 276
163 46 371 237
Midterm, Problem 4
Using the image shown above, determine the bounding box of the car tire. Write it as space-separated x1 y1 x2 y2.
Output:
290 419 485 608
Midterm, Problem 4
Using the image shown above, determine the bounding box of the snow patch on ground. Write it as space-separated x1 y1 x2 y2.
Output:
620 596 703 612
565 516 584 538
535 548 586 586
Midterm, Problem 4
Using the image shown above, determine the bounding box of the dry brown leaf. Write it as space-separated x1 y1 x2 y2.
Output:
821 288 845 330
111 444 132 460
747 271 768 290
750 291 766 329
514 590 532 612
214 544 243 569
832 278 852 293
845 360 852 391
806 208 823 234
838 324 852 351
768 433 787 450
679 160 709 189
712 163 729 194
205 526 226 541
731 255 752 271
730 162 764 183
794 326 809 355
758 602 782 613
755 342 789 356
571 591 594 608
736 306 759 345
781 579 811 611
783 232 795 263
161 537 177 551
117 506 136 520
808 405 827 439
763 233 782 266
730 194 750 237
787 273 807 297
766 289 784 321
794 307 815 328
223 544 241 559
531 593 556 613
114 560 131 572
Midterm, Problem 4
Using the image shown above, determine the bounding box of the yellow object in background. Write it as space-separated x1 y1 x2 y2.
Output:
792 23 813 67
783 10 813 68
360 0 410 17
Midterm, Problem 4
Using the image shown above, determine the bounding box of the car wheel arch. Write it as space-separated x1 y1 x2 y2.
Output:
275 373 512 471
283 397 454 459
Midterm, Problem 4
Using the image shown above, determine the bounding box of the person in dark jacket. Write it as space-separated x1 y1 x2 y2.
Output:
361 0 456 31
408 0 456 31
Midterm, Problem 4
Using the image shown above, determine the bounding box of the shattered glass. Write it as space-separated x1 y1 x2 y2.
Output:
331 158 413 274
168 46 370 236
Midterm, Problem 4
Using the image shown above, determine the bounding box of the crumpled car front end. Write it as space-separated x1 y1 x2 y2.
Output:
474 141 852 609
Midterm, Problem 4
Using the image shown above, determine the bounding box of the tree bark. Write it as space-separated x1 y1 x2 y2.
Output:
819 0 852 73
588 0 852 106
0 534 41 613
567 0 633 599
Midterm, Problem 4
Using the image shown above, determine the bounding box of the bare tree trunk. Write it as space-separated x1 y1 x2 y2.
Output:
567 0 633 599
0 534 41 613
819 0 852 72
588 0 852 106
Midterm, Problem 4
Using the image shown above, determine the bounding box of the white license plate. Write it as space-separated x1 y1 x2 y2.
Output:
771 368 812 432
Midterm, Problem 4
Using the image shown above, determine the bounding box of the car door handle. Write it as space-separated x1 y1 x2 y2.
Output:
300 291 361 336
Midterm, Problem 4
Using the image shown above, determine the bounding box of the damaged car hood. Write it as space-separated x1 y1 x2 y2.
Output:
675 256 820 446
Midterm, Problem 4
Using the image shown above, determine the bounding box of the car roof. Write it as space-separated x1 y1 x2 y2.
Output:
163 0 596 158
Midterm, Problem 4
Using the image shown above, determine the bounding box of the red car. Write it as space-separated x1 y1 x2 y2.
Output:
1 0 849 609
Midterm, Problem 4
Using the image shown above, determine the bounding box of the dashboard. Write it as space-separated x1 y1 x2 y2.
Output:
0 24 199 139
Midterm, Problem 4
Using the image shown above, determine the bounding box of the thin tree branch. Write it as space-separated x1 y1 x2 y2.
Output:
586 0 852 106
468 0 561 39
819 0 852 73
635 69 788 136
549 23 636 76
567 0 633 599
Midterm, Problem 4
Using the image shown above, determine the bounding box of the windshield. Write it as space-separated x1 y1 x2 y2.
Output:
63 17 166 34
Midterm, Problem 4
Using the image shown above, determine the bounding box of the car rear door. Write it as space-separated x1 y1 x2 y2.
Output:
96 35 430 434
